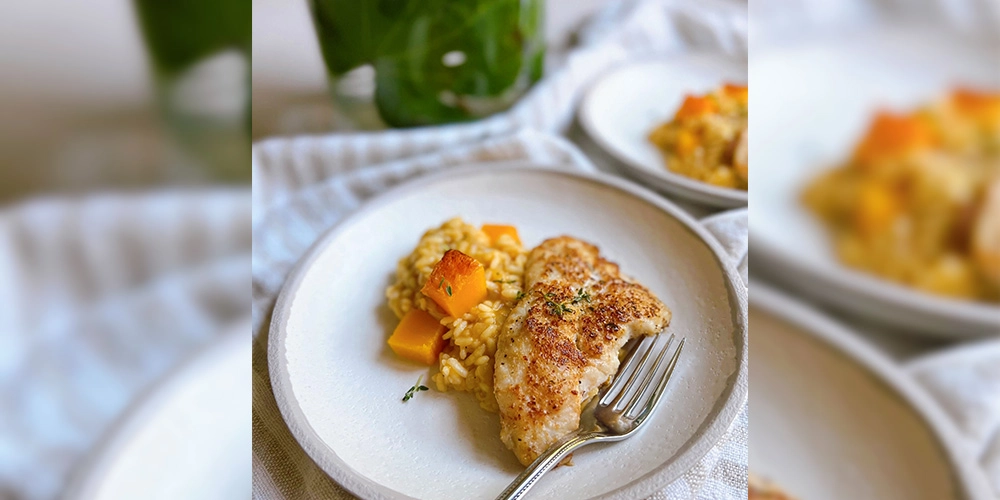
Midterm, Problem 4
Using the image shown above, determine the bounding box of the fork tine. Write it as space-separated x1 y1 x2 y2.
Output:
632 338 685 422
620 334 675 414
599 335 655 407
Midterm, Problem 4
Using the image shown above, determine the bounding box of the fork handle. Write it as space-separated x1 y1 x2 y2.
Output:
494 432 596 500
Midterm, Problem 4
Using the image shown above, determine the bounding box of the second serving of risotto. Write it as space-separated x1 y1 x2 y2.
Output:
803 88 1000 303
648 83 749 190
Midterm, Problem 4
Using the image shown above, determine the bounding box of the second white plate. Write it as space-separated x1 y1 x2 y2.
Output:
579 55 749 208
750 24 1000 337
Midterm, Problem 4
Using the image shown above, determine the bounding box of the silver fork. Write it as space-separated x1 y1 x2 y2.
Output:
495 333 686 500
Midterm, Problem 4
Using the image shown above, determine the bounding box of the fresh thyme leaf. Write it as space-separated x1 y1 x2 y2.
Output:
438 278 445 289
515 291 526 301
402 375 428 402
545 299 572 318
446 285 453 296
571 288 591 305
493 279 518 284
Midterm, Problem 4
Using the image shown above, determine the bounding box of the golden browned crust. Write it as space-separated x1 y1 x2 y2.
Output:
494 237 671 465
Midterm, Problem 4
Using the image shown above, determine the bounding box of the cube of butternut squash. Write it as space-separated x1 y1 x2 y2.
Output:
482 224 521 245
388 309 447 365
853 112 935 164
674 95 717 120
421 249 487 317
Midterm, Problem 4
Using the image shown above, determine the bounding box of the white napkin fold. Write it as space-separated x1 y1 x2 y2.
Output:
906 341 1000 495
701 210 749 285
251 129 751 500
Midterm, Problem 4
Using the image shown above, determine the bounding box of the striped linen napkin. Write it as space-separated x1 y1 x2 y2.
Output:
0 189 250 500
251 129 750 499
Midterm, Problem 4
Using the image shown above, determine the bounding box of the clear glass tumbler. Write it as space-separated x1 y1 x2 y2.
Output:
134 0 251 182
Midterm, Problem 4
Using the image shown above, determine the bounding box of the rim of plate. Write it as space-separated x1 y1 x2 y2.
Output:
578 57 749 208
751 233 1000 337
752 284 995 500
62 320 250 500
268 163 749 500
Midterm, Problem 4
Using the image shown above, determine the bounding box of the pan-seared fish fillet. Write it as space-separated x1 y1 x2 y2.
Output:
494 237 671 465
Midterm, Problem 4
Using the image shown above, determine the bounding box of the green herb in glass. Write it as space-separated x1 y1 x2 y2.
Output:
309 0 545 128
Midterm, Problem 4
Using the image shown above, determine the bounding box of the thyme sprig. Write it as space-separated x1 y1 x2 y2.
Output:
545 292 573 318
402 375 429 402
542 288 590 318
438 278 453 297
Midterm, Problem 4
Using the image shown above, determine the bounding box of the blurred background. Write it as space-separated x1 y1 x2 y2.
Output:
0 0 250 499
0 0 250 203
749 0 999 498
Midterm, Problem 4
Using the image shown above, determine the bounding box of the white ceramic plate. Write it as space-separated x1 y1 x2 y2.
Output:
65 320 251 500
579 55 748 208
268 165 748 500
750 25 1000 337
751 284 993 500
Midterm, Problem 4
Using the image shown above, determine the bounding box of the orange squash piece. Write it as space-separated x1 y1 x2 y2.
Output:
722 83 748 104
952 88 1000 122
387 309 447 364
482 224 521 245
674 94 718 120
853 111 936 164
420 250 487 317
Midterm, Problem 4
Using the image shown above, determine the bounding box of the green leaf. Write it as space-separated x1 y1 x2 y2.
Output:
402 375 428 402
311 0 545 126
446 286 453 296
134 0 250 76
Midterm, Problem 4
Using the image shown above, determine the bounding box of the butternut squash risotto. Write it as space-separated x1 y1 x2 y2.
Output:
385 218 527 411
